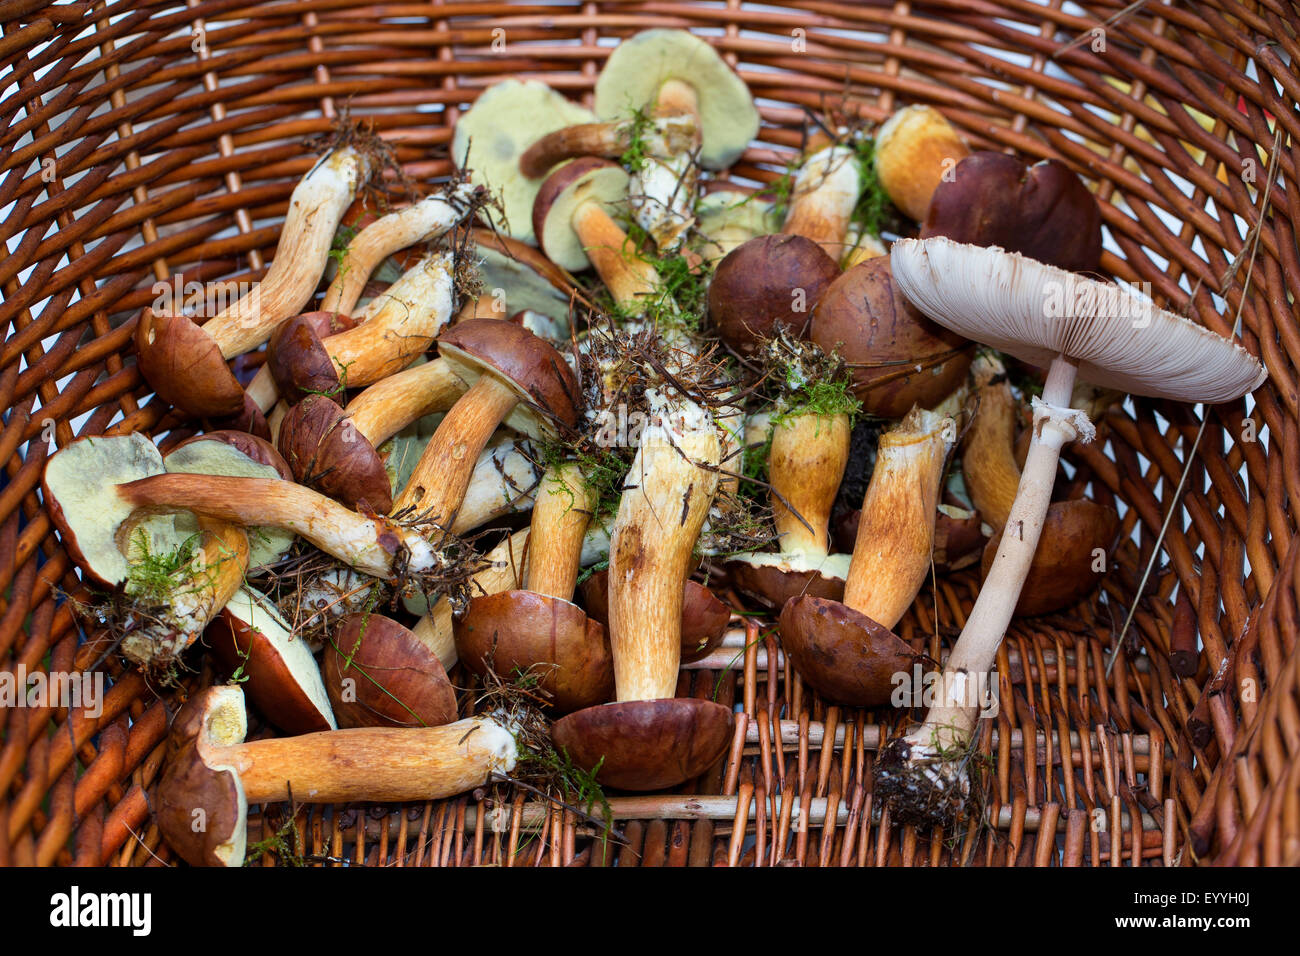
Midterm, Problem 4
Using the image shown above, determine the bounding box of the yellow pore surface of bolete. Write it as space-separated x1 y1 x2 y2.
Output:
155 685 518 866
455 462 615 714
551 395 733 790
392 319 580 532
779 407 951 706
135 146 371 418
876 237 1268 827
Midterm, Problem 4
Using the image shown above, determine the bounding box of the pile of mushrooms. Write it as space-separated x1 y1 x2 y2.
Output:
35 36 1274 868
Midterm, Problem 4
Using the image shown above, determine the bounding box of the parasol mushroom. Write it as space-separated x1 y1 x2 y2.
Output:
876 237 1268 826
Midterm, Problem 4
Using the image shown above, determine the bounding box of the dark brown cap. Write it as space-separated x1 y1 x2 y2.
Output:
454 590 614 714
135 309 245 419
277 394 392 513
266 311 358 406
550 698 733 791
438 318 581 438
323 614 458 729
579 571 730 664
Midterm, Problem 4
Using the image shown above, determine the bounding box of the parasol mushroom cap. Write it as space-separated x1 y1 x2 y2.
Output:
593 29 759 170
532 157 633 272
42 433 193 588
154 685 249 867
207 587 337 735
163 431 297 570
437 318 581 440
890 237 1269 403
452 79 597 245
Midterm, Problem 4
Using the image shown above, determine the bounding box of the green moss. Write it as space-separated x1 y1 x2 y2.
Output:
124 527 202 605
618 104 656 174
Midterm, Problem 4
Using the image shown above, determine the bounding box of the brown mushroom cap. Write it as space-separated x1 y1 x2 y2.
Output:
550 698 733 791
135 309 245 418
207 391 272 440
578 570 730 664
266 311 359 406
810 257 972 418
437 318 580 439
779 595 933 707
154 685 249 867
207 588 336 735
454 590 614 714
708 234 840 357
921 152 1103 273
980 499 1120 616
277 394 392 513
532 157 632 272
323 613 458 729
724 551 850 610
933 502 987 573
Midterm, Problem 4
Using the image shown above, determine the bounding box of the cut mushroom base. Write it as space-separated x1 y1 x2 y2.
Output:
779 406 953 706
551 394 733 791
455 463 615 714
875 238 1268 827
155 685 518 867
135 146 371 418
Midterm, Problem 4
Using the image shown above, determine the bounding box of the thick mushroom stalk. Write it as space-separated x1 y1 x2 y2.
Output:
455 463 615 713
256 252 458 409
781 140 863 257
626 82 701 252
392 320 579 532
135 145 371 419
117 474 439 582
155 685 517 867
878 236 1268 827
778 406 952 705
321 183 478 316
550 394 735 791
205 145 372 356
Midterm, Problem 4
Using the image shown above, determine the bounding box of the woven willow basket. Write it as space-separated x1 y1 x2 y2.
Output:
1 0 1296 868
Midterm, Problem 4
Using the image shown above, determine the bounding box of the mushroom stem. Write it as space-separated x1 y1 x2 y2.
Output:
322 185 477 316
571 200 659 313
782 143 862 254
842 406 952 628
204 146 371 357
215 716 517 804
769 410 850 556
520 121 629 178
392 374 521 527
963 357 1020 531
345 359 464 447
527 463 596 599
608 395 721 701
628 79 702 252
117 474 436 580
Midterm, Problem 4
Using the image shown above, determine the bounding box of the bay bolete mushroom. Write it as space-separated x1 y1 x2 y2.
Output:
154 684 519 866
779 407 952 705
392 318 580 532
876 237 1268 826
810 256 973 418
455 462 615 714
551 394 733 790
921 152 1103 273
136 145 371 419
873 105 971 222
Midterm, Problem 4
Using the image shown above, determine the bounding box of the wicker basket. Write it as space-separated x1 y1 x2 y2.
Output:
1 0 1295 868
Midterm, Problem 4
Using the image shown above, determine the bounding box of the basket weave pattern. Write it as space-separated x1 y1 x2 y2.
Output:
0 0 1297 866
